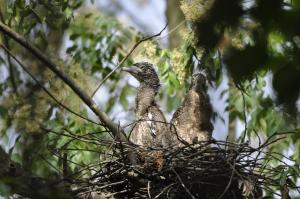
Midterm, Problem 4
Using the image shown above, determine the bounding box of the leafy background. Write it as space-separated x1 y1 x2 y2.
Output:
0 0 299 198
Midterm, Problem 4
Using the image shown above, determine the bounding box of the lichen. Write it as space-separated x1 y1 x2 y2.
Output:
134 40 160 65
180 0 215 22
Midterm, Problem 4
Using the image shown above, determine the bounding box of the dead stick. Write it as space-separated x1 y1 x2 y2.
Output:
172 168 196 199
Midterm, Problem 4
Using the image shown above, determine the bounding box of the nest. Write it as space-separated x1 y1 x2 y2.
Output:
74 138 300 199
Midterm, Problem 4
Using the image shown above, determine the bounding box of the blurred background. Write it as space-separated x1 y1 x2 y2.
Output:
92 0 230 140
0 0 299 198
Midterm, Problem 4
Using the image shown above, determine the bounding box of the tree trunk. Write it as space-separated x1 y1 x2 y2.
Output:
166 0 185 49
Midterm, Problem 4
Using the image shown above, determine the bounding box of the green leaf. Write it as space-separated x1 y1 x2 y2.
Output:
120 85 131 109
279 168 288 186
66 45 78 54
69 33 80 40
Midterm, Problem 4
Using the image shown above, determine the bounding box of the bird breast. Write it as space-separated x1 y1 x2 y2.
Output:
171 90 212 145
130 105 170 147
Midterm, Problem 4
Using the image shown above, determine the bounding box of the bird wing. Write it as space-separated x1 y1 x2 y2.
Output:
147 112 157 137
170 89 213 145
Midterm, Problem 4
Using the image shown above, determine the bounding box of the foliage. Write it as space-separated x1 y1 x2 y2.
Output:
181 0 300 115
0 0 192 188
0 0 132 180
180 0 300 197
0 0 299 198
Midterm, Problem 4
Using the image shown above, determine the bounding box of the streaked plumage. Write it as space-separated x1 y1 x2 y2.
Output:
123 62 171 147
170 73 213 146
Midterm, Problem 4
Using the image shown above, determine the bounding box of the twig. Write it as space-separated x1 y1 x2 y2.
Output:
0 8 18 95
104 189 129 198
91 23 168 97
97 180 126 190
38 153 61 173
43 127 103 146
68 139 299 198
258 131 297 150
217 158 236 199
0 44 99 125
147 181 152 199
153 183 175 199
155 20 185 41
172 168 196 199
0 22 131 147
240 90 248 143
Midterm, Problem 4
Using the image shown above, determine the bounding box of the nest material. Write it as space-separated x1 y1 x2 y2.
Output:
74 139 299 199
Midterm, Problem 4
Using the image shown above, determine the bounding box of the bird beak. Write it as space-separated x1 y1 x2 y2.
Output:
122 65 142 75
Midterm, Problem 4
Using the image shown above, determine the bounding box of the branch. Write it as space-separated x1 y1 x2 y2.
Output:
0 22 127 143
0 148 73 199
91 23 168 97
0 8 18 95
241 97 247 142
172 168 196 199
0 44 99 125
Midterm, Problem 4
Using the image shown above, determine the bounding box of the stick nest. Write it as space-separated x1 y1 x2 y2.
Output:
74 139 300 199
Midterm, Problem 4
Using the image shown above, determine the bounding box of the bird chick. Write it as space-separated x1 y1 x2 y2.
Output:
123 62 171 148
170 73 213 146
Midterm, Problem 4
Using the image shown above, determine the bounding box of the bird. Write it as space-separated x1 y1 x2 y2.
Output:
170 73 213 146
123 62 171 148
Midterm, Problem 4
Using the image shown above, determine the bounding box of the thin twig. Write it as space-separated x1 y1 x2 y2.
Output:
147 181 152 199
258 131 297 150
240 90 248 143
0 44 99 125
155 20 185 41
153 183 175 199
105 189 130 198
172 168 196 199
91 23 168 97
217 158 237 199
0 22 133 151
0 8 18 95
97 180 126 190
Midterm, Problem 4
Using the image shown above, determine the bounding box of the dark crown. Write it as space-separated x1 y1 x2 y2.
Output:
130 62 160 89
191 73 208 91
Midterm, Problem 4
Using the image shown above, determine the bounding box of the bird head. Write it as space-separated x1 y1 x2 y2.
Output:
190 73 208 91
123 62 160 90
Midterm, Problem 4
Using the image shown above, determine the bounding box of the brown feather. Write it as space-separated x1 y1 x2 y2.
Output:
170 73 213 146
126 62 171 147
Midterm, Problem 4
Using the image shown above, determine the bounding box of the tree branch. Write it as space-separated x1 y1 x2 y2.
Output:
0 8 18 95
0 148 73 199
0 22 128 143
91 23 168 97
0 44 99 125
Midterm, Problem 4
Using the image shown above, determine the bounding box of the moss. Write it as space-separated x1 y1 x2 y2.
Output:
180 0 215 22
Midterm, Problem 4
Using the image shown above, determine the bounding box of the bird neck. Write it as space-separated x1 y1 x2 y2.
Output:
135 84 158 117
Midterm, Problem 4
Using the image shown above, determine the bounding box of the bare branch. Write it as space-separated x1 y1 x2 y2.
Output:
91 23 168 97
172 168 196 199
